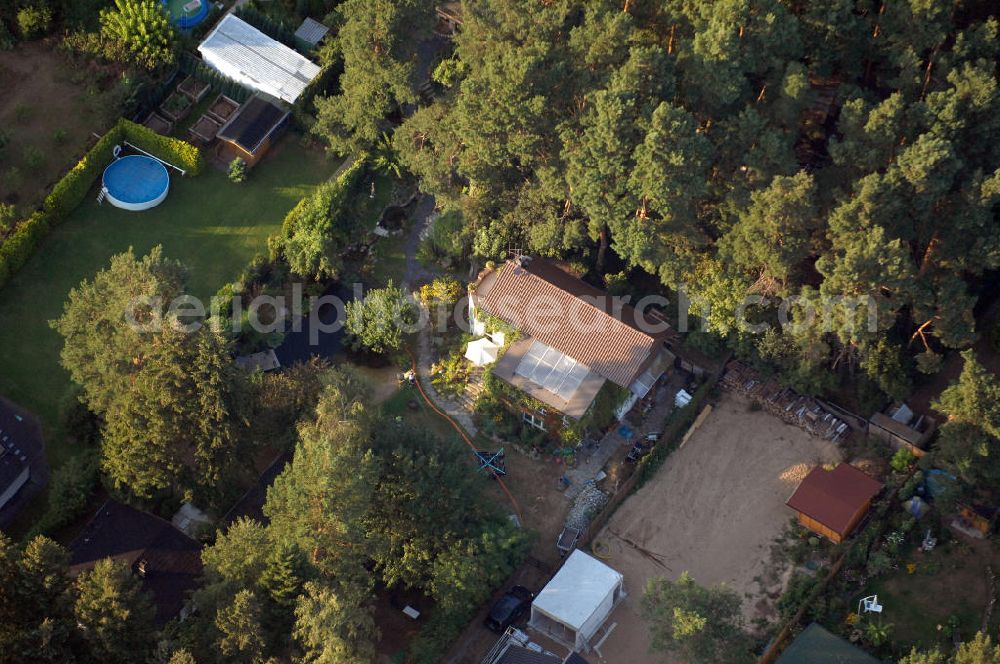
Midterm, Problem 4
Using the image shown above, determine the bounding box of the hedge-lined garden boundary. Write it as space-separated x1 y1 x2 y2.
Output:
0 120 204 290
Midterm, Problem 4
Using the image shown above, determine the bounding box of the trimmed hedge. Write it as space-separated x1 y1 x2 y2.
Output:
0 211 52 290
1 120 204 291
121 119 205 175
43 124 124 217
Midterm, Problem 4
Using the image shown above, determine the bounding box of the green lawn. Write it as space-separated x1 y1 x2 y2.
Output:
867 538 1000 653
0 139 338 466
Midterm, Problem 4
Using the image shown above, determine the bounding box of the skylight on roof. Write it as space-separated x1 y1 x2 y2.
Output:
515 340 590 401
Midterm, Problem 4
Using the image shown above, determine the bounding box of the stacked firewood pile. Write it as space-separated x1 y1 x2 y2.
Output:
721 361 852 443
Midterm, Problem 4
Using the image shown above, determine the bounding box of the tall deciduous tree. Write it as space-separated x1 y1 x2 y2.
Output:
343 281 418 355
52 248 242 501
641 572 753 664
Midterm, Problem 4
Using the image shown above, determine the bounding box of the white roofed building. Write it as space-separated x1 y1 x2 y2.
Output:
198 14 321 104
528 550 625 652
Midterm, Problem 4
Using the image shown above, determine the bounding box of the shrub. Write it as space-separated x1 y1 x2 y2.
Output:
3 166 23 193
418 276 463 307
407 608 471 664
228 157 247 183
0 204 15 236
27 450 100 538
431 352 471 398
417 209 468 268
890 447 916 473
52 128 69 145
0 20 15 50
17 5 53 39
13 103 31 123
344 281 418 355
22 145 45 172
866 550 893 577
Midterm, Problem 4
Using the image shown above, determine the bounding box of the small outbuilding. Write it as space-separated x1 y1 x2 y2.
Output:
777 622 879 663
465 337 500 367
786 463 883 543
294 17 330 48
868 402 936 457
528 550 625 652
235 348 282 372
217 96 290 168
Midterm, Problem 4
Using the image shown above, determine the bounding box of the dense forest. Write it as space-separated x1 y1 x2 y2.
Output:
314 0 1000 404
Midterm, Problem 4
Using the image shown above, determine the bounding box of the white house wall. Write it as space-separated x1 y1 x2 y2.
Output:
0 466 29 510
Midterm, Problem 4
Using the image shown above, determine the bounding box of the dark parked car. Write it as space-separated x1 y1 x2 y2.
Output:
484 585 534 632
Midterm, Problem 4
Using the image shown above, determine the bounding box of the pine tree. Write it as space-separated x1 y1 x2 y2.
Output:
74 558 156 664
259 542 306 610
932 351 1000 485
292 581 377 664
215 589 265 663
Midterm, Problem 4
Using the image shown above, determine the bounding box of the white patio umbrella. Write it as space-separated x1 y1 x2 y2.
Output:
465 337 500 366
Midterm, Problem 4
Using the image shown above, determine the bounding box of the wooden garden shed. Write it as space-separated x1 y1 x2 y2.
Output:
786 463 883 543
216 95 290 168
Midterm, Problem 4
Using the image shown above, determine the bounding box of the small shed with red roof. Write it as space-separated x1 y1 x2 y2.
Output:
786 463 883 543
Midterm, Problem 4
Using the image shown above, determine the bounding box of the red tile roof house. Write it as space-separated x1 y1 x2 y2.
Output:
470 257 674 432
786 463 884 543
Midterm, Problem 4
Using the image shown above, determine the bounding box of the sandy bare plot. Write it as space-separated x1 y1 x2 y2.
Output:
593 392 840 664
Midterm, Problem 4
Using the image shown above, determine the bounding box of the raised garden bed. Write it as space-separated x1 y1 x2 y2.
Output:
189 114 223 144
178 76 211 103
160 91 194 123
206 94 241 124
142 111 174 136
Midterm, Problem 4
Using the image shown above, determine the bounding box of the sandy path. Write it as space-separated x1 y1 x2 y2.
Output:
593 392 840 664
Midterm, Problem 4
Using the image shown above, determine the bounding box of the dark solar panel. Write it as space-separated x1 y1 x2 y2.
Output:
217 96 289 155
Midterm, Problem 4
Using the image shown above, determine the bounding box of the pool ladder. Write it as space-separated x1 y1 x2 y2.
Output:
96 188 107 206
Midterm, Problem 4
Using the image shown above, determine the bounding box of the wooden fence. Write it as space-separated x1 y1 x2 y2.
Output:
578 354 730 550
756 468 914 662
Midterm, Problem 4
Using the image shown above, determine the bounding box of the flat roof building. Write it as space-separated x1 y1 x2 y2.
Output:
529 550 625 652
199 14 321 104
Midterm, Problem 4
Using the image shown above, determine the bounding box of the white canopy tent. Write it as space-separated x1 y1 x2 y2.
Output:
465 337 500 366
529 550 625 651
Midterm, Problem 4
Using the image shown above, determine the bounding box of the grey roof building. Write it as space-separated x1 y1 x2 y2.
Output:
294 17 330 47
0 397 47 529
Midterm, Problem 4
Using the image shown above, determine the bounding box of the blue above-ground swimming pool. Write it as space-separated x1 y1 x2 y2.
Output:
162 0 209 29
102 155 170 211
